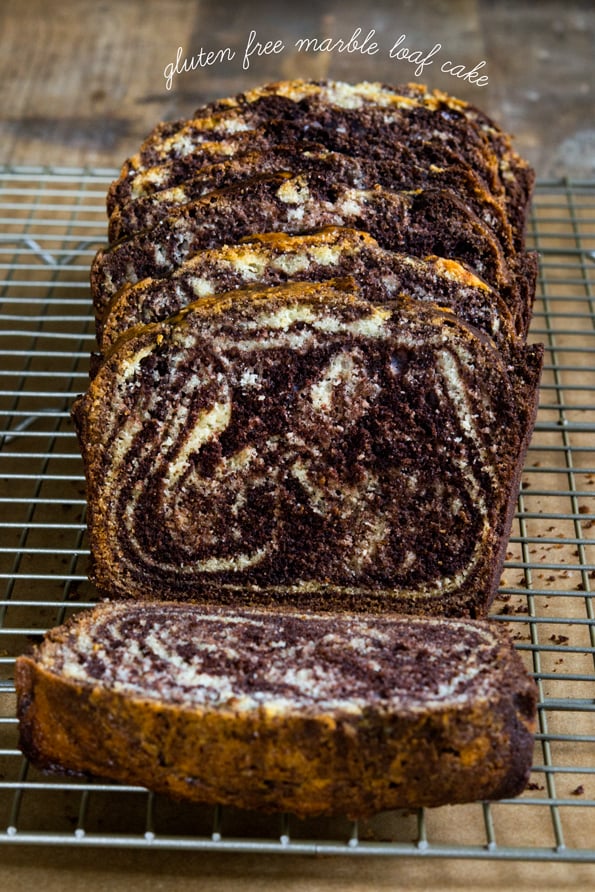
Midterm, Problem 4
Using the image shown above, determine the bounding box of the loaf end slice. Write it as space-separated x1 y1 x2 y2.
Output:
73 278 543 616
16 603 537 818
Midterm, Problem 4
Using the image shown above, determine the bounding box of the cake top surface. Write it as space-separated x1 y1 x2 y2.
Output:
145 78 505 156
34 603 518 715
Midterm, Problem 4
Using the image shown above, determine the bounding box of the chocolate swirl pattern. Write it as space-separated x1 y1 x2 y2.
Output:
98 227 518 352
73 281 543 616
19 604 526 710
107 146 513 248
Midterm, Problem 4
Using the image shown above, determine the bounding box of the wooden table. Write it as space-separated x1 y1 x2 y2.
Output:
1 0 594 177
1 1 594 889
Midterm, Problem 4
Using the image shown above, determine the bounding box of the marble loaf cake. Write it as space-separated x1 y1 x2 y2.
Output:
16 603 538 817
16 80 543 817
82 79 543 616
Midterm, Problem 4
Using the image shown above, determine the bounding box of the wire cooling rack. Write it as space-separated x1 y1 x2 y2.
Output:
0 165 593 860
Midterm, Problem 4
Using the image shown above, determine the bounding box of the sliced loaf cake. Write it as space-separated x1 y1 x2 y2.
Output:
19 80 543 817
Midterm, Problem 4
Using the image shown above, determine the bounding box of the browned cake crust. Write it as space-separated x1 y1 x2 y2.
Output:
97 227 518 352
16 603 538 818
72 279 543 616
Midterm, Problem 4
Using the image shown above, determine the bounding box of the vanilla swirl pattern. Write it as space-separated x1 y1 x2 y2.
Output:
73 281 542 616
38 604 512 711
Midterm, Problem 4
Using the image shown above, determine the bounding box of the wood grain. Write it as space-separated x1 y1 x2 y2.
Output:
1 0 593 175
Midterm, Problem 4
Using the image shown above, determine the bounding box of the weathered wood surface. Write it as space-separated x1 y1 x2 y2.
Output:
1 0 594 176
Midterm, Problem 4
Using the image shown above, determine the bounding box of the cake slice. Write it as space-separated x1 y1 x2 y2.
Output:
98 227 518 351
91 173 524 319
108 81 531 243
138 78 511 161
107 146 513 248
107 123 505 221
73 278 543 615
16 602 537 817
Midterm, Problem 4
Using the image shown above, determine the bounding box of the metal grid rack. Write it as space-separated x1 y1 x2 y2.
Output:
0 165 593 860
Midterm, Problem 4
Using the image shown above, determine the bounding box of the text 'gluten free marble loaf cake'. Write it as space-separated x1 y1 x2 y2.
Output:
17 79 542 817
